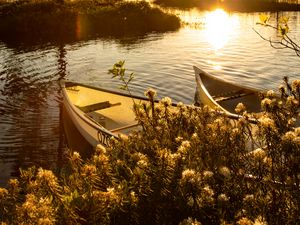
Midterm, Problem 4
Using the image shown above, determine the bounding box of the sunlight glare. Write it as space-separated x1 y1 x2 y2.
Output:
204 9 239 50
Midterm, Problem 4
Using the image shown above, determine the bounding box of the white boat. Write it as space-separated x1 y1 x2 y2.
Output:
61 80 147 148
193 66 262 117
194 66 300 127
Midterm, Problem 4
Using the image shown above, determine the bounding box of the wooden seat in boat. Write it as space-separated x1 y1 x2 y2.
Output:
110 123 140 133
214 90 255 103
77 101 121 113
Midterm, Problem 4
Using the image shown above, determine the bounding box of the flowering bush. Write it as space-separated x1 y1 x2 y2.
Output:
0 79 299 224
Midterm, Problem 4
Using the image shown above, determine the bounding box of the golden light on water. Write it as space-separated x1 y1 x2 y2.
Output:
204 9 239 50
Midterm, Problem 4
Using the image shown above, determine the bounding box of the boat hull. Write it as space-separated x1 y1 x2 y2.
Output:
194 66 262 115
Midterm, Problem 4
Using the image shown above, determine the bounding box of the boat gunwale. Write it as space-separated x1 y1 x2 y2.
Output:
193 66 261 94
63 80 179 107
63 80 152 102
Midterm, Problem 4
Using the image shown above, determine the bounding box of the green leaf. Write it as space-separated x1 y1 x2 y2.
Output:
279 25 289 36
279 16 289 25
259 14 270 24
120 86 127 90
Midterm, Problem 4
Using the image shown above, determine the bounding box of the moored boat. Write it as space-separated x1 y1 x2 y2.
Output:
194 66 300 127
61 80 148 148
193 66 262 117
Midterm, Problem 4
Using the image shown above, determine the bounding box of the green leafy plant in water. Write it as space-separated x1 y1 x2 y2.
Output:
259 14 270 24
108 60 135 95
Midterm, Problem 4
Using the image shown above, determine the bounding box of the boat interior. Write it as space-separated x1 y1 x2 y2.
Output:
200 72 262 114
65 83 143 135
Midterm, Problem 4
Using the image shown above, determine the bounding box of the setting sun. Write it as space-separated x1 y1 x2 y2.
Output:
204 9 239 50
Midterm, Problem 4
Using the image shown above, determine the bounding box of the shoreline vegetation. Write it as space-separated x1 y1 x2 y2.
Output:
154 0 300 11
0 0 180 45
1 0 300 47
1 0 300 45
0 78 299 224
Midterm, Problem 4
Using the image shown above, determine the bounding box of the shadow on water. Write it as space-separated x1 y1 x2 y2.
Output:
0 39 98 185
0 57 68 185
0 39 69 186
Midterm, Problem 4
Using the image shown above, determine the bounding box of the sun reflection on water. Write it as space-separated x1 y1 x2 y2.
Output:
204 9 239 50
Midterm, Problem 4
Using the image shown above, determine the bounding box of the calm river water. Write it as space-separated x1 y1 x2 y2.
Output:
0 9 299 186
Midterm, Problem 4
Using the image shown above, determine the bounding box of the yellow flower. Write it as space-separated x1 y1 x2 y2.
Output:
261 98 272 110
137 159 148 168
38 218 54 225
202 185 214 198
294 127 300 136
263 157 272 167
82 165 97 177
266 90 276 98
219 166 231 178
107 187 115 193
203 170 214 180
237 217 253 225
292 80 300 91
259 116 276 129
181 169 197 184
243 194 254 203
287 96 298 107
118 133 128 141
37 168 59 190
235 103 246 114
254 216 267 225
161 97 172 106
93 154 109 165
295 137 300 144
177 102 184 109
191 133 198 140
144 88 157 99
218 193 229 202
70 151 82 163
288 118 296 126
95 144 106 154
178 141 191 154
17 194 55 224
0 188 8 199
282 131 296 142
175 136 183 143
250 148 266 160
187 196 194 207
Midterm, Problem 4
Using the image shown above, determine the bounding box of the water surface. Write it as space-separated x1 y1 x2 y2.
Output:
0 9 299 186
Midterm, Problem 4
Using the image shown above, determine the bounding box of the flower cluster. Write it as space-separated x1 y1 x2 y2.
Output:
0 78 299 225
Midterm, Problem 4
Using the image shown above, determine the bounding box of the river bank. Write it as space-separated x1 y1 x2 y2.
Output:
0 1 180 46
154 0 300 12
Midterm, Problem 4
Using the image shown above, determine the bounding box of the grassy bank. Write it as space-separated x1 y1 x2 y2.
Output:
0 0 180 45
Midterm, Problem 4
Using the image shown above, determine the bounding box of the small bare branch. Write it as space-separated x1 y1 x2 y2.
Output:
254 19 300 57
